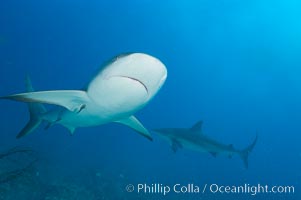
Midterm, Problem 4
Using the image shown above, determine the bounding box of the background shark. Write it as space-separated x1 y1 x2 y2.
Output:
1 53 167 140
153 121 257 168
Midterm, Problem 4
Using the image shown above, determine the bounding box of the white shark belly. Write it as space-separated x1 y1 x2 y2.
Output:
57 101 141 128
180 139 233 154
180 140 208 153
59 111 107 127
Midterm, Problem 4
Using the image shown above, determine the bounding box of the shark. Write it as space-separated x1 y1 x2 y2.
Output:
1 53 167 140
153 121 257 168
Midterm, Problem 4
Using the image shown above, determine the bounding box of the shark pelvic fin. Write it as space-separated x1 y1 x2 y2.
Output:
44 122 53 130
62 124 76 135
190 120 203 133
1 90 90 113
209 152 217 157
116 116 152 141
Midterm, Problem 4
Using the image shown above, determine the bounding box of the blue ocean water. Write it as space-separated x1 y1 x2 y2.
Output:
0 0 300 199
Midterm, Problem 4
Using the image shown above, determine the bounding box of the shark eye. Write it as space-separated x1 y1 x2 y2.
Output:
113 53 133 62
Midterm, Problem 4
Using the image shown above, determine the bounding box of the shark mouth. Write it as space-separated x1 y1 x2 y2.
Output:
114 75 148 94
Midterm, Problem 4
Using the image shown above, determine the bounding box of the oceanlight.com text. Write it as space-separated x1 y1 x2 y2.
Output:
208 183 295 196
125 183 295 196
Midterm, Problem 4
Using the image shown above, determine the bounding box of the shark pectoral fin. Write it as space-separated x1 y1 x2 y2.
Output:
171 139 182 153
116 116 152 141
171 143 178 153
1 90 90 113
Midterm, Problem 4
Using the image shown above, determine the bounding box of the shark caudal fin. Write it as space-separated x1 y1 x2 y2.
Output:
239 134 258 169
16 77 47 138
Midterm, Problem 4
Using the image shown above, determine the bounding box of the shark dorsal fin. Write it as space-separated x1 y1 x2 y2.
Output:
190 120 203 133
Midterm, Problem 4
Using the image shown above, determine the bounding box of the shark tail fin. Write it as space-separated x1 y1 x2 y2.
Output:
17 76 47 139
239 134 258 169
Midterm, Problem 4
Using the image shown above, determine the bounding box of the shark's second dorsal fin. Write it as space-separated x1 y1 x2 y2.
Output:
190 120 203 133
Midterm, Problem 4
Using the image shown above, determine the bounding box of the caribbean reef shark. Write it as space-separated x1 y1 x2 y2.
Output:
153 121 257 168
1 53 167 140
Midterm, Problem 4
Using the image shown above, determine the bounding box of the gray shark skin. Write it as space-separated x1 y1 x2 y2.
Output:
153 121 257 168
1 53 167 140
